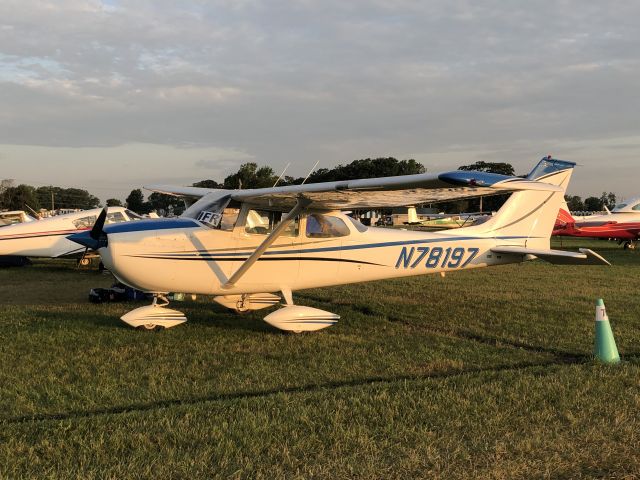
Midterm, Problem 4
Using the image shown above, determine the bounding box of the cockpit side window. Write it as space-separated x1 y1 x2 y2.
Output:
245 209 299 236
632 203 640 211
306 214 350 238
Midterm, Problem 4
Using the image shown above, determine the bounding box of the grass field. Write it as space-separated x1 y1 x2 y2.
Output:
1 238 639 479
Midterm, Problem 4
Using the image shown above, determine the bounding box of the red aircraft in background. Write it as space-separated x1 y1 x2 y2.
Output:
553 197 640 249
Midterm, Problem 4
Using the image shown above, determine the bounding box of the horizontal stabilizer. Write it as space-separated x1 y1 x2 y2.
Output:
491 246 610 265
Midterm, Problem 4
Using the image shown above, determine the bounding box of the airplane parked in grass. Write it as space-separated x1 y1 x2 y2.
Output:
0 210 36 227
403 206 491 229
70 156 609 332
553 198 640 249
0 207 143 262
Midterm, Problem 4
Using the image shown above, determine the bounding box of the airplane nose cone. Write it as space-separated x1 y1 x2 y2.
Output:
67 231 106 250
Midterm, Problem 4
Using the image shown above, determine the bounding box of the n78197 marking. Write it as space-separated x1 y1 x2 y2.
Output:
395 246 479 269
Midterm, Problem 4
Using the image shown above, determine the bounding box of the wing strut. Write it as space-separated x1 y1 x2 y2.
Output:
222 196 312 289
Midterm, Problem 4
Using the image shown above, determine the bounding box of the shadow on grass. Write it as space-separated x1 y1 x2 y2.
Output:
296 292 590 361
1 359 579 425
22 301 282 334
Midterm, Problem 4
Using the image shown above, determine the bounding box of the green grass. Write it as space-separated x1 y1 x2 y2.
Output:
1 239 639 479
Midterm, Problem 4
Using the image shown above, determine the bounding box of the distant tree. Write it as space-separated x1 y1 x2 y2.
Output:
457 161 515 176
192 179 224 189
565 195 584 212
223 163 278 189
301 157 425 184
600 192 616 210
0 179 15 196
584 196 604 212
147 192 185 216
126 189 147 213
1 184 40 211
451 161 516 213
106 198 123 207
35 186 100 210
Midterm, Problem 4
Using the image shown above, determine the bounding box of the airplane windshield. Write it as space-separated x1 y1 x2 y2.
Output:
615 203 627 210
107 212 126 224
73 216 97 229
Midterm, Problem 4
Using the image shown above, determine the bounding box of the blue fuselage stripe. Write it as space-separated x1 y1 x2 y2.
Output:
149 235 530 258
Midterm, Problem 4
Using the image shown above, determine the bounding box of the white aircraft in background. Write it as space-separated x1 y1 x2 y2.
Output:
0 210 37 227
403 206 491 229
70 157 608 331
0 207 143 262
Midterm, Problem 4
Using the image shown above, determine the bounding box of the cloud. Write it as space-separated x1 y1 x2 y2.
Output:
0 0 639 197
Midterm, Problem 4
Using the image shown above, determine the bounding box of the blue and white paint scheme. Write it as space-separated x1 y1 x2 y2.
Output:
69 157 609 332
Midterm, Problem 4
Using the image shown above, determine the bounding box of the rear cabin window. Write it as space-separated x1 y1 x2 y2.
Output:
245 209 299 237
306 214 350 238
346 215 368 233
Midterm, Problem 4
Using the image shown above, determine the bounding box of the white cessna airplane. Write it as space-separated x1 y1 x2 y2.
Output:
69 157 608 331
0 207 143 261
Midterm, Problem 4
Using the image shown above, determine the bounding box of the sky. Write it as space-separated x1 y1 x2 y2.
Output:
1 0 639 203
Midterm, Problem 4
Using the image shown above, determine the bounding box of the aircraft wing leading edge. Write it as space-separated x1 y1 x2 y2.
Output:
147 170 562 211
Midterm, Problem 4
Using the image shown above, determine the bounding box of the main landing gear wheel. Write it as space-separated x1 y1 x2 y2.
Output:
79 257 91 266
234 295 252 314
139 323 161 331
623 241 636 250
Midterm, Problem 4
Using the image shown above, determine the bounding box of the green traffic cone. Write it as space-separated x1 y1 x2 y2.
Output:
594 299 620 364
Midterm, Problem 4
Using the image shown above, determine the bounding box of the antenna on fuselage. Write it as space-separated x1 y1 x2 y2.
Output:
301 160 320 185
273 163 291 187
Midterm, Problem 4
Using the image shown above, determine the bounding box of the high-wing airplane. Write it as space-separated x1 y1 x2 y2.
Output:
69 157 609 332
0 207 143 262
553 198 640 249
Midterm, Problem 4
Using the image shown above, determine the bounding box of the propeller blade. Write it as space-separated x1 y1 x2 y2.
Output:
90 207 108 240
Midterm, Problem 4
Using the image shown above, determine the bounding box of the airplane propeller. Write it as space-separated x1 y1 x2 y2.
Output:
68 207 109 251
90 207 108 241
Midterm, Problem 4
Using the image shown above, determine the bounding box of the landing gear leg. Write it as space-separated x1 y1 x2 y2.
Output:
234 294 251 314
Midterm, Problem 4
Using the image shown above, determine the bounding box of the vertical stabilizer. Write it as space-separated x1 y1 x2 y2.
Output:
470 157 576 249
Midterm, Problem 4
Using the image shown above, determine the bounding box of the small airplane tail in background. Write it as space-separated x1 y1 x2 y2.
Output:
470 157 576 249
406 206 419 224
554 202 578 233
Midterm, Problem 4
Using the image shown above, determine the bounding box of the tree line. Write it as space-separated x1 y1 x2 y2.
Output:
0 158 619 215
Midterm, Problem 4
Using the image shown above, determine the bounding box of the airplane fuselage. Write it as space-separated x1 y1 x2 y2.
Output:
98 215 525 296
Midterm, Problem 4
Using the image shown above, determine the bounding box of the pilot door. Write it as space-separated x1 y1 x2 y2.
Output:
228 205 301 291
